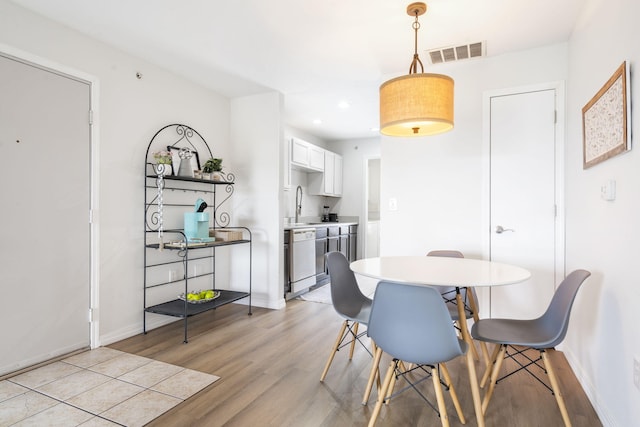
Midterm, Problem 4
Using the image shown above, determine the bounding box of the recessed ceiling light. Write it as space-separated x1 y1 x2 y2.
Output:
338 101 350 109
313 119 322 125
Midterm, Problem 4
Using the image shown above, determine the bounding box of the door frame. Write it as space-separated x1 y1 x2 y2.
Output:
1 43 101 349
362 155 381 259
479 81 566 318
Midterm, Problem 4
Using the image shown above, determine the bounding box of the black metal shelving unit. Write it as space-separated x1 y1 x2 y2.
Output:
143 124 252 343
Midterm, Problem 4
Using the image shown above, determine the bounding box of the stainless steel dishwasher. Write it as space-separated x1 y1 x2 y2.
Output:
289 228 316 294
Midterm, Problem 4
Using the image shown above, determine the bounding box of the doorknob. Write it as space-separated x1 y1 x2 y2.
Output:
495 225 515 234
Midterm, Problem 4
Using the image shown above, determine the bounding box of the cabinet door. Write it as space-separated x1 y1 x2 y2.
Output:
291 138 309 167
283 138 291 189
284 239 290 294
309 145 325 171
324 151 335 194
328 236 339 253
333 154 343 196
339 235 348 258
348 233 357 262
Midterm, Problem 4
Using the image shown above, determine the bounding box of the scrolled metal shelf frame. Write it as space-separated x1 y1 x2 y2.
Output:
144 123 236 235
143 124 252 343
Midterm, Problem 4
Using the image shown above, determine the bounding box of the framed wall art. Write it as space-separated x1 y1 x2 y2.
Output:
168 145 201 177
582 61 631 169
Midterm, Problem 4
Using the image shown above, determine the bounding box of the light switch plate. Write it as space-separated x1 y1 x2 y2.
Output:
388 197 398 211
601 179 616 201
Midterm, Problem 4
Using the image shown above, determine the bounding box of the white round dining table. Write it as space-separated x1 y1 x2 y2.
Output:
350 255 531 287
350 255 531 427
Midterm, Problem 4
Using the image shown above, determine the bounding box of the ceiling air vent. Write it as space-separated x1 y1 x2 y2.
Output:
428 41 485 64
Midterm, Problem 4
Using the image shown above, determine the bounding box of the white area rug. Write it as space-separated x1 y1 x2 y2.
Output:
298 278 377 304
298 284 332 304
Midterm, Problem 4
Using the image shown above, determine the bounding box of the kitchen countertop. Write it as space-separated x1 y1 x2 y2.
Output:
284 220 358 230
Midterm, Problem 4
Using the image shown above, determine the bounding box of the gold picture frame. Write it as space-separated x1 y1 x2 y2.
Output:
582 61 631 169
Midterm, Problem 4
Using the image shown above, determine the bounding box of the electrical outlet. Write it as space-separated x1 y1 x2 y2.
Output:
169 270 178 281
193 265 199 276
634 356 640 391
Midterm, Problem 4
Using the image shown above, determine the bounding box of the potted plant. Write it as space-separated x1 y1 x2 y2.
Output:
203 158 223 181
152 150 172 176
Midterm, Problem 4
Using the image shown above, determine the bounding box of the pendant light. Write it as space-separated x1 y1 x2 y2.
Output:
380 2 454 137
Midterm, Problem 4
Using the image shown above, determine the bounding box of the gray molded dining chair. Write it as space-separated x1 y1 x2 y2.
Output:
470 269 591 427
427 250 482 361
367 281 468 427
426 250 478 321
320 251 374 382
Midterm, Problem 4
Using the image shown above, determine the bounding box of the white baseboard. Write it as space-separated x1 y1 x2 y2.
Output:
236 295 286 310
0 341 89 377
563 348 616 426
98 315 178 347
98 298 284 347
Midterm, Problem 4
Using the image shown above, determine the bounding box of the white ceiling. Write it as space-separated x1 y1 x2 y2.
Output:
11 0 582 141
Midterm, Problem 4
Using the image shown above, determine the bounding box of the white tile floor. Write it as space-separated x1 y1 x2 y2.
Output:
0 347 219 426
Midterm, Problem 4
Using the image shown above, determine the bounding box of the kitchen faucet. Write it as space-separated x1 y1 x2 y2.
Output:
295 185 303 223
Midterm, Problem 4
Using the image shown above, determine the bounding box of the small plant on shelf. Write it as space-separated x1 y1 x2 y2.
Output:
153 150 172 164
203 158 223 181
203 158 223 172
152 150 172 176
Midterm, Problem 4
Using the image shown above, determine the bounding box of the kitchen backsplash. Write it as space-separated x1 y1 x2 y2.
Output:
285 169 340 219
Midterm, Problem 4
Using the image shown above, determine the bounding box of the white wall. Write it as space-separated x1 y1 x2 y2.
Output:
379 43 569 258
564 0 640 424
231 92 285 309
0 2 234 344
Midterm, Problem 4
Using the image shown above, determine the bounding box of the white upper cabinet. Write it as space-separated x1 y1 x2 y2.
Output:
283 137 291 189
333 153 343 196
290 137 324 172
309 150 343 197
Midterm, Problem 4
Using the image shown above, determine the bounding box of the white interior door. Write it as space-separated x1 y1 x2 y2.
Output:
0 54 91 374
487 86 562 319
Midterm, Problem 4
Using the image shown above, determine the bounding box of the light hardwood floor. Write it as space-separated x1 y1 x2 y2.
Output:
109 299 602 427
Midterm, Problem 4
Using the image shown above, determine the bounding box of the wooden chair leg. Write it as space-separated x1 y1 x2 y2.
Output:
432 364 450 427
320 320 348 381
368 360 397 427
363 346 383 405
440 362 465 424
482 344 507 414
466 349 485 427
480 344 502 388
541 349 572 427
374 342 381 391
386 360 407 402
349 322 359 359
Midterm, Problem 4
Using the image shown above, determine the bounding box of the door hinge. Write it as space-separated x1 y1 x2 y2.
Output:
553 110 557 124
89 209 94 224
554 204 557 217
89 109 93 125
88 308 94 322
